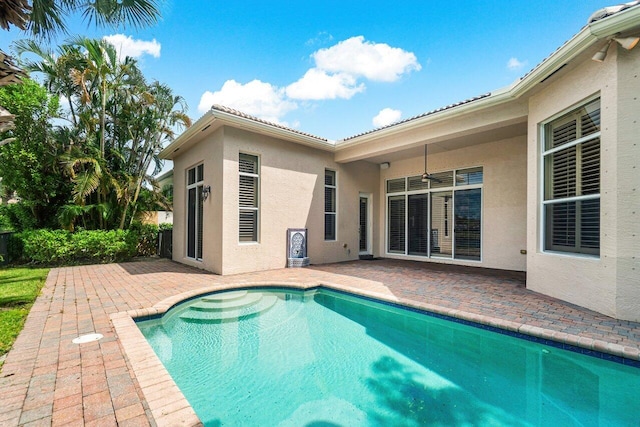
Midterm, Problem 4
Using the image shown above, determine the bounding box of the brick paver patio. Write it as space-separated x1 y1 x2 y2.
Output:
1 258 639 426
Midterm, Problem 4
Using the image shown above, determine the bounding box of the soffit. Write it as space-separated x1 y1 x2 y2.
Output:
334 98 528 163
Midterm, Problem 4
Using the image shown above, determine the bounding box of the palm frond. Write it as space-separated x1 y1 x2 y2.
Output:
27 0 67 38
72 170 101 204
82 0 160 30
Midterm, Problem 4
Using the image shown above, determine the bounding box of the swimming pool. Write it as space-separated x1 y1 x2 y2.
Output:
137 288 640 426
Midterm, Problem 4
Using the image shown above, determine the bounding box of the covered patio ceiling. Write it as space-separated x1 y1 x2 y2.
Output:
334 96 528 164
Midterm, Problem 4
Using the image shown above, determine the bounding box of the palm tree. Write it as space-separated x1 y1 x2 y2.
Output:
20 38 190 230
1 0 161 149
1 0 160 38
13 39 85 126
117 81 191 228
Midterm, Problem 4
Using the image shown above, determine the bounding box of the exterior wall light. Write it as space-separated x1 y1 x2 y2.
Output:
592 35 640 62
202 185 211 201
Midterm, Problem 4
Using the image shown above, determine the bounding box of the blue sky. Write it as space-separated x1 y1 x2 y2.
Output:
1 0 608 142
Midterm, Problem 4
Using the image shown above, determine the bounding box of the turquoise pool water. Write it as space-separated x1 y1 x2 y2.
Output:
137 289 640 426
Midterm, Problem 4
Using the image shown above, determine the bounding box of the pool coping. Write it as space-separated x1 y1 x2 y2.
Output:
110 279 640 426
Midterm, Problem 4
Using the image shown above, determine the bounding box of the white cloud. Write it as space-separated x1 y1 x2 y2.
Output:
197 79 297 124
507 57 527 71
313 36 421 82
285 69 365 100
103 34 161 61
195 37 420 125
372 108 402 128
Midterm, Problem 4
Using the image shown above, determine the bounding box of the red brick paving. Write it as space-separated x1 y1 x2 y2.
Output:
1 258 639 426
310 259 640 346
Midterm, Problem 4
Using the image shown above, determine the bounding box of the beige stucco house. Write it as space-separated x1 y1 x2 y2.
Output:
160 3 640 321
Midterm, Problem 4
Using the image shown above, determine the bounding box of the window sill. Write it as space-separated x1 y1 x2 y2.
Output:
539 250 600 260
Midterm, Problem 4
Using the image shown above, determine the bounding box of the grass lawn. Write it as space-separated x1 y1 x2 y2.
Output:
0 267 49 362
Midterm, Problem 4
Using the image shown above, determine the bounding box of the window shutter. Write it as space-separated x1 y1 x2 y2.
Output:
239 154 259 242
550 147 577 199
325 186 335 213
429 171 454 188
324 170 337 240
408 176 429 191
551 119 577 149
543 99 600 255
456 167 483 185
239 154 258 174
581 138 600 195
239 175 257 207
239 211 257 242
324 214 336 241
387 178 406 193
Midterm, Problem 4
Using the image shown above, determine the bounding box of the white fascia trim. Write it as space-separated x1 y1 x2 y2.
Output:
160 109 335 159
335 89 516 149
212 109 336 152
159 110 215 159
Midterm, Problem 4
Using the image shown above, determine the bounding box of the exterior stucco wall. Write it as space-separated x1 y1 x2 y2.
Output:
614 46 640 320
526 48 631 319
378 136 527 271
171 128 224 273
219 126 379 275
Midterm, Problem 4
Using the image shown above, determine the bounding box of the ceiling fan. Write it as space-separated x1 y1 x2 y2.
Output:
421 144 441 183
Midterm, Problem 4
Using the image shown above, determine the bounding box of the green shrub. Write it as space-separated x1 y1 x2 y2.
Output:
0 203 37 232
70 230 131 263
128 222 159 257
8 226 161 265
0 209 12 232
20 229 70 263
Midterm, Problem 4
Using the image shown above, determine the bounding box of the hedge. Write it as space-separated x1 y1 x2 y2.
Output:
7 224 163 265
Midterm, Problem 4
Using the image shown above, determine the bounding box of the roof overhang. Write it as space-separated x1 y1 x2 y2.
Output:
335 95 528 163
160 108 334 160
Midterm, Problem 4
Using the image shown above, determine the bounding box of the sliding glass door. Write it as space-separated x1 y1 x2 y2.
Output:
385 167 482 261
408 194 428 256
454 188 482 260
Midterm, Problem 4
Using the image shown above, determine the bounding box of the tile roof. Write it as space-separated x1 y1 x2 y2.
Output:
588 0 640 23
340 93 491 142
211 104 329 142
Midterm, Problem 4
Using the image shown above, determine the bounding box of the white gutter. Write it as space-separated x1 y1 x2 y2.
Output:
335 89 516 149
160 109 334 160
212 109 335 151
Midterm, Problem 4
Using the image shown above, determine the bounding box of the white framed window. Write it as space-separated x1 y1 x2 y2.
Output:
186 164 204 260
239 153 259 243
385 167 483 261
542 98 600 256
324 169 337 240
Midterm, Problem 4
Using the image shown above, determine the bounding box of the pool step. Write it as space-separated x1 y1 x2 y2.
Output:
201 290 248 302
191 292 263 311
180 294 278 323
